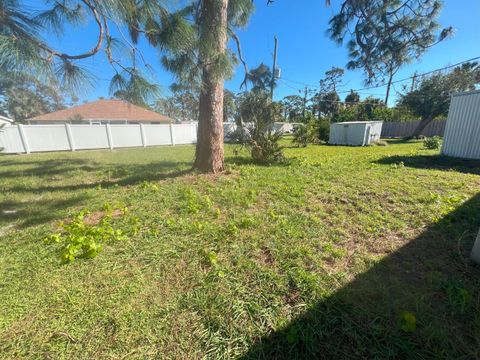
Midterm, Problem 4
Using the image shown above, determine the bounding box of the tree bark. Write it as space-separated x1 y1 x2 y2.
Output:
194 0 229 173
411 116 433 138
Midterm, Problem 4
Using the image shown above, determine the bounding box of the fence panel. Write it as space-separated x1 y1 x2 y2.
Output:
109 125 143 148
0 123 200 154
143 124 172 146
381 120 446 138
0 126 25 153
173 124 197 144
25 125 71 152
70 125 110 150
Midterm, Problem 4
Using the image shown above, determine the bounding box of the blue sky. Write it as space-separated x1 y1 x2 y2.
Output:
35 0 480 105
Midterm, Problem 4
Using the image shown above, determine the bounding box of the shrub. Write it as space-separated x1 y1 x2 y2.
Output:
292 123 311 147
317 120 330 142
292 118 329 146
251 130 285 163
234 91 285 163
423 136 442 150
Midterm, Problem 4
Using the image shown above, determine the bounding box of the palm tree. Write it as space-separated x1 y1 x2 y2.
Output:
247 63 274 92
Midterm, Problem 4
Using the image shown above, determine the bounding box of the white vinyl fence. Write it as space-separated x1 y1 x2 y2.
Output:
0 123 198 154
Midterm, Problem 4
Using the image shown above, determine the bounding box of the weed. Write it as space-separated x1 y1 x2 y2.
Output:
45 209 126 263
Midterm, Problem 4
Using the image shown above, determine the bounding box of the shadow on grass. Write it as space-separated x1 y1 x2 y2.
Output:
375 154 480 175
240 194 480 359
0 195 92 229
1 160 193 194
0 159 193 229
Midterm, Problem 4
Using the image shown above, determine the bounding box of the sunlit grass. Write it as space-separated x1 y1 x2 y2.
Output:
1 141 479 358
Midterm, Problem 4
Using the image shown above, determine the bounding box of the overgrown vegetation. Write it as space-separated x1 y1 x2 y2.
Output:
423 136 443 150
233 91 285 163
45 206 128 263
0 142 479 358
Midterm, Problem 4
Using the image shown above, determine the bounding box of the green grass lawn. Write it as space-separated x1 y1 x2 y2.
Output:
1 141 480 359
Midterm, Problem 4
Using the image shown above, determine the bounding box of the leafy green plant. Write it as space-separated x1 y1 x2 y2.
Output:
400 311 417 332
423 136 442 150
234 91 285 163
292 122 319 147
45 210 126 263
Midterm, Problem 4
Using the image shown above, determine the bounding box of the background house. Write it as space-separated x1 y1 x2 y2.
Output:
0 115 14 126
26 99 173 125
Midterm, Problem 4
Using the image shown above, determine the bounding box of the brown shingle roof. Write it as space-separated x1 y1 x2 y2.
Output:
28 99 173 123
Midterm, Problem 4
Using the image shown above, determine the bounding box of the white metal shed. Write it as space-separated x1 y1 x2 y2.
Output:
0 115 13 126
329 121 383 146
442 90 480 159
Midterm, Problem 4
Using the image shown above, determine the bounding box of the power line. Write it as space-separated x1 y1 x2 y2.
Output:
280 55 480 95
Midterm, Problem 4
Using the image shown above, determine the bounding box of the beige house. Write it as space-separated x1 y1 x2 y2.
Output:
27 99 173 125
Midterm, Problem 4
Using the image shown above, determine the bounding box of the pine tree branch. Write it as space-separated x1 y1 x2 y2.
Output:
39 0 104 60
229 29 249 90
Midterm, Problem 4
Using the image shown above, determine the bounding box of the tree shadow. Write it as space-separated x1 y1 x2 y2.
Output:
240 194 480 359
0 195 92 229
1 160 194 194
0 158 99 179
375 154 480 175
226 155 292 168
0 158 193 229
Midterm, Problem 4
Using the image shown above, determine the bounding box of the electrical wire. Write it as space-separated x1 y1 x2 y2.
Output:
280 55 480 95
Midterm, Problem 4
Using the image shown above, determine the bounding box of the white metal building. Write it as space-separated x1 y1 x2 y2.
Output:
442 90 480 159
329 121 383 146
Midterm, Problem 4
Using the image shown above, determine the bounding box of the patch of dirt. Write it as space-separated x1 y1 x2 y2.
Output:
258 246 275 267
83 209 123 225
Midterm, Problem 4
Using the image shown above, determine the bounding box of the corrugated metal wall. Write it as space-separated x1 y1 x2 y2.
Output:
382 119 446 138
442 90 480 159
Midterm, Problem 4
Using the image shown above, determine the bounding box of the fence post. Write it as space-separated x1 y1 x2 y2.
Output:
65 123 75 151
169 123 175 146
17 124 30 154
106 124 114 150
139 123 147 147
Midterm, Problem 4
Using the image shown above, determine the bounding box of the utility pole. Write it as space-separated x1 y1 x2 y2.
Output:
317 81 322 119
302 86 308 118
270 36 278 100
410 71 417 92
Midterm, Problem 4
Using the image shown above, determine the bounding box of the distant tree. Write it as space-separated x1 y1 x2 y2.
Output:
246 63 274 93
362 96 385 119
0 73 64 121
281 95 304 121
318 91 340 118
153 87 199 123
154 98 180 122
329 0 453 105
345 90 360 105
223 89 236 122
321 67 344 93
399 62 480 137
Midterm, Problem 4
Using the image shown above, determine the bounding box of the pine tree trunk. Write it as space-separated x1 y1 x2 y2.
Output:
194 0 229 173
